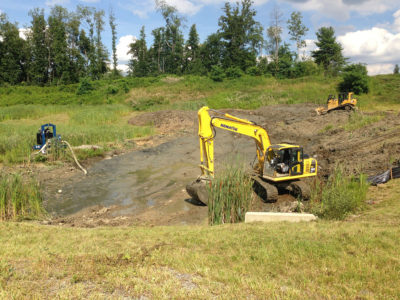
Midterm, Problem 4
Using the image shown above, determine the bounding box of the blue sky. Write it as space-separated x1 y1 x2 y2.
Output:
2 0 400 74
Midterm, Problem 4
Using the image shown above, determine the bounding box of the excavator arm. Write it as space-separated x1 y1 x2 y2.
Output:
197 106 271 177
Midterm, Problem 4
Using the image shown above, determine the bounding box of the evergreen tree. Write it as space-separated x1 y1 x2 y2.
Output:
218 0 263 71
394 64 399 74
287 11 308 60
184 24 200 73
0 13 28 84
311 27 346 76
28 8 49 85
199 33 224 72
149 27 165 74
128 26 148 77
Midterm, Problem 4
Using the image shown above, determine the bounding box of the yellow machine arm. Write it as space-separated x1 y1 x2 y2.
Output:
197 106 271 177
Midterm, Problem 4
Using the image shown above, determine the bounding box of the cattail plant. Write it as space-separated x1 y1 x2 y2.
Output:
208 162 253 225
0 173 44 221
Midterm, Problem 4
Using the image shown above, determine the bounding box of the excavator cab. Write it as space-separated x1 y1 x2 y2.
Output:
266 145 305 177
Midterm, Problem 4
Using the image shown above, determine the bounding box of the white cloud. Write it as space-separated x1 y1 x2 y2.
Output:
338 27 400 65
45 0 70 6
163 0 203 15
302 27 400 75
366 63 395 75
336 9 400 75
393 9 400 32
118 64 131 74
79 0 100 3
116 35 137 72
125 1 154 18
128 0 270 18
283 0 400 21
128 0 203 18
297 39 317 59
294 8 400 75
18 28 30 40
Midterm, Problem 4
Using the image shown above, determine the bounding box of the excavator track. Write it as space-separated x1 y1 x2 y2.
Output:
288 180 311 200
252 176 278 202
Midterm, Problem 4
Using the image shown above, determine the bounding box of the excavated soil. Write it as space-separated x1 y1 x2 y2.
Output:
41 104 400 227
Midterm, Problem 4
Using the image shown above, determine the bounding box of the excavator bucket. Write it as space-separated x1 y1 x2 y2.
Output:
186 180 209 205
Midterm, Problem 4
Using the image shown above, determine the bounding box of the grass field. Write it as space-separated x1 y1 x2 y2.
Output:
0 179 399 299
1 74 399 110
1 74 399 164
0 104 153 163
1 74 400 298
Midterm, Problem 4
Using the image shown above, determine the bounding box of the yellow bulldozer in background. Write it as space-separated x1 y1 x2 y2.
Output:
316 92 357 115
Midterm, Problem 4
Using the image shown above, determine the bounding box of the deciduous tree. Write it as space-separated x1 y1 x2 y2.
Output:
28 8 49 85
109 8 118 76
218 0 263 70
287 11 308 60
266 6 283 74
0 13 27 84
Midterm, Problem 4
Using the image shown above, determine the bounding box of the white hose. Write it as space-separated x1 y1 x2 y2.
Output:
32 141 48 156
62 140 88 175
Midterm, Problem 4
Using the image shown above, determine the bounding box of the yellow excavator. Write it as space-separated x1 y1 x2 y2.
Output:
316 92 357 115
186 106 318 205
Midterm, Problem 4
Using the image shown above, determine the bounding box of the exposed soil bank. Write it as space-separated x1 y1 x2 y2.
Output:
41 104 400 226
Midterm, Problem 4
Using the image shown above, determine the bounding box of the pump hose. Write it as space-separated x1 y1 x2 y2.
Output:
31 139 87 175
32 141 48 155
61 140 88 175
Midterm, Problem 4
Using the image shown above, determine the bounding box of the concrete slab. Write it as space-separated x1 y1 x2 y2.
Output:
245 212 317 223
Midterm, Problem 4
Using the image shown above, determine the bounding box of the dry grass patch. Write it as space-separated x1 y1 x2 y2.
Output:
0 180 399 298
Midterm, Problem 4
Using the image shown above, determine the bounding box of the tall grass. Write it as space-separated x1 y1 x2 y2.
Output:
208 163 253 225
0 77 161 106
344 111 382 131
0 173 44 221
310 166 369 220
0 104 154 164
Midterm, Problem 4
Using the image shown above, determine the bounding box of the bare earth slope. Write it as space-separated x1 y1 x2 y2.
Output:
42 104 400 226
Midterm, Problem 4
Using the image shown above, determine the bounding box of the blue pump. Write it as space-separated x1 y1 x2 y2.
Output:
33 123 61 150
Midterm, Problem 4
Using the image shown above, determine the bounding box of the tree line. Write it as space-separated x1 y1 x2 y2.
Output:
128 0 350 80
0 0 367 91
0 5 110 85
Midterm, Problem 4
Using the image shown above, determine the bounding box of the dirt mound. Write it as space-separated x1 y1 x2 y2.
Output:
129 110 197 135
248 104 400 176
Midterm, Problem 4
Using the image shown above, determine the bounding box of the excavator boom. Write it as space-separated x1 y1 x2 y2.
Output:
197 106 271 177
